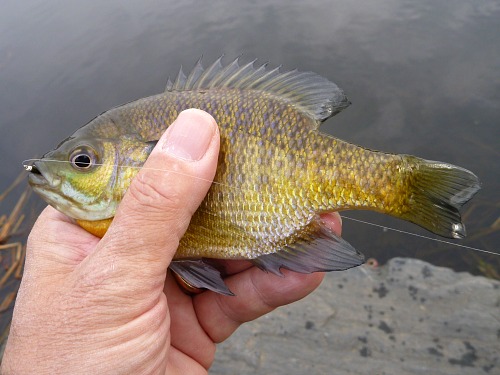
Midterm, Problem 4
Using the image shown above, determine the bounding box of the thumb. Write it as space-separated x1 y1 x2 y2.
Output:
94 109 219 279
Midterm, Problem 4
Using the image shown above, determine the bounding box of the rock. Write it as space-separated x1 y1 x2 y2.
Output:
211 258 500 375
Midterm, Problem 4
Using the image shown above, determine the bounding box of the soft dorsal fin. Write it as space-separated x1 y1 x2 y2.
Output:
165 56 350 122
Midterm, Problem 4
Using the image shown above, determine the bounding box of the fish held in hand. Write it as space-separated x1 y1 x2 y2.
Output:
25 57 480 295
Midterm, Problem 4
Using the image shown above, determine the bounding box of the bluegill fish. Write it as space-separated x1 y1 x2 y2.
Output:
26 57 480 295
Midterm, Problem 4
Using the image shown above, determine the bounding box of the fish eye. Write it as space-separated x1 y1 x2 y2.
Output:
70 147 97 171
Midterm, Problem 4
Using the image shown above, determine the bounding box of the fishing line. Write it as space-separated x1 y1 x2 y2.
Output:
23 158 377 192
22 158 498 256
23 158 231 189
342 216 499 256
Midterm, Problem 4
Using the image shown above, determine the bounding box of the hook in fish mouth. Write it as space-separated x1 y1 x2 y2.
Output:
24 162 42 175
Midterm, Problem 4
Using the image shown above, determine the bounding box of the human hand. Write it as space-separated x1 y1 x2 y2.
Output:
1 109 342 374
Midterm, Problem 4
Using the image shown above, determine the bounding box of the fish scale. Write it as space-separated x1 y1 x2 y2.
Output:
27 57 480 295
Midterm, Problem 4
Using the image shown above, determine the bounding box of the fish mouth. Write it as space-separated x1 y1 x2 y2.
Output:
25 161 84 219
25 160 117 221
30 163 42 175
26 161 61 188
26 161 47 186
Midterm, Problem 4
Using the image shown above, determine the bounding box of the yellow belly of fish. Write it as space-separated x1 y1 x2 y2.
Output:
76 218 113 238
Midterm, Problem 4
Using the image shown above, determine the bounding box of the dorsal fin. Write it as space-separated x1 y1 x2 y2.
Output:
165 56 350 122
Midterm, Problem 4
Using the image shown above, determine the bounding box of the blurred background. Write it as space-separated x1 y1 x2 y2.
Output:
1 0 499 362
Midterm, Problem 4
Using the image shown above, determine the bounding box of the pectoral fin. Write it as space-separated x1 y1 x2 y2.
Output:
76 217 113 238
169 260 234 296
251 219 365 276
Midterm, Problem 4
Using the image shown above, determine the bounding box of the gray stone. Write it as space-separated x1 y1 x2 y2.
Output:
211 258 500 375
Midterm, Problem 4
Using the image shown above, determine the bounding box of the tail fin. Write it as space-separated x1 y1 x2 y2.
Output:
400 156 480 239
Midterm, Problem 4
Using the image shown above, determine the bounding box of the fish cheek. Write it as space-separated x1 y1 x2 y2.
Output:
64 151 115 204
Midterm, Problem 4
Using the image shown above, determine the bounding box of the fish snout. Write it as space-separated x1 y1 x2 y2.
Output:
25 161 61 188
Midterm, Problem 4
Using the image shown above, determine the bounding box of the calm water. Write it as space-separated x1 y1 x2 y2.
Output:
1 1 499 272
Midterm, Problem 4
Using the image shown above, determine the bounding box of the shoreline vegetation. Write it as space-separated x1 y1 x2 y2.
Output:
0 173 31 359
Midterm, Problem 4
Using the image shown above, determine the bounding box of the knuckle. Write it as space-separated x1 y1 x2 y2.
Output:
127 170 183 213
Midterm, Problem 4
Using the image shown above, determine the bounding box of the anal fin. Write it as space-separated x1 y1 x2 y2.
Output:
252 219 365 276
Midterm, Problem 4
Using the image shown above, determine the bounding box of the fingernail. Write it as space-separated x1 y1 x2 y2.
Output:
162 109 216 161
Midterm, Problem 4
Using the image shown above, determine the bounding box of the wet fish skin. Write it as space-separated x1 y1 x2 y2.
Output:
72 88 401 259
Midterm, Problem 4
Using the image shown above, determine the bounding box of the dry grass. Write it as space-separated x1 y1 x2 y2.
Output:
0 173 31 357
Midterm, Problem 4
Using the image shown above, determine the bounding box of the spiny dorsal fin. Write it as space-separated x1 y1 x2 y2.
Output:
165 56 350 122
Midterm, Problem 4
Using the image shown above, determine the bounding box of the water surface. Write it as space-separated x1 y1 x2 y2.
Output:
1 0 498 273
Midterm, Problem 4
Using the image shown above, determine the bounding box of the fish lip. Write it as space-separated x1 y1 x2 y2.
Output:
27 161 61 188
27 172 47 186
27 162 47 186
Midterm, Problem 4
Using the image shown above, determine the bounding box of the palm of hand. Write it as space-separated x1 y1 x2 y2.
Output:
4 208 326 374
